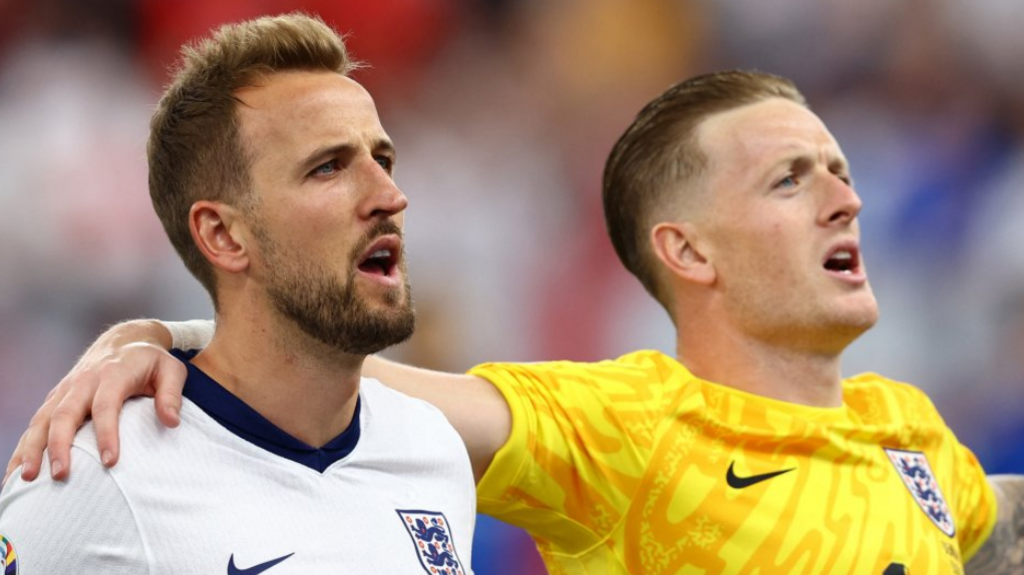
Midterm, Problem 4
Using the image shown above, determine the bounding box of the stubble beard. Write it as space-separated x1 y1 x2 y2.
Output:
255 221 416 356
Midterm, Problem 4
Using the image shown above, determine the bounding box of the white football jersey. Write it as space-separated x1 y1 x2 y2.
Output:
0 352 476 574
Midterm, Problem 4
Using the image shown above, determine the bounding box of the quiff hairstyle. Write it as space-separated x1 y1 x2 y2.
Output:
148 13 359 306
603 70 806 312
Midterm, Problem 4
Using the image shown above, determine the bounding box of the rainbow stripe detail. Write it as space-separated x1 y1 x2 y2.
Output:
0 534 17 575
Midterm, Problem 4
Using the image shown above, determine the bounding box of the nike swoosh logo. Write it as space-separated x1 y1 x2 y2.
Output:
726 461 795 489
228 552 294 575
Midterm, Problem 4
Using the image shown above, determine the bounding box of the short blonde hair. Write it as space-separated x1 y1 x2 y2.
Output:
603 69 806 310
148 13 359 305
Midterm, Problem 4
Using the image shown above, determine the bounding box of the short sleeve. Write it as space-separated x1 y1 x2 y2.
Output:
470 356 667 556
951 440 999 562
0 446 149 574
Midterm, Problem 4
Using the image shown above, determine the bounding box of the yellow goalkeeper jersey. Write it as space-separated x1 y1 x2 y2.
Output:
471 350 997 575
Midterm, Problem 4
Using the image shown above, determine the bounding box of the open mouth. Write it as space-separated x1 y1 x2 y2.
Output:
823 245 860 275
357 237 400 277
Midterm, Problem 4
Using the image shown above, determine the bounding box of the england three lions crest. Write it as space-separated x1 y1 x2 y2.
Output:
884 448 956 537
396 510 466 575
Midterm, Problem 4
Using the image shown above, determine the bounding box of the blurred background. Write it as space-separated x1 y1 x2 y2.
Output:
1 0 1023 572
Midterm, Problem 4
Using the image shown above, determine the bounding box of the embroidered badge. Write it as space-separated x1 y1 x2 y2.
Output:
1 534 17 575
885 448 956 537
396 510 466 575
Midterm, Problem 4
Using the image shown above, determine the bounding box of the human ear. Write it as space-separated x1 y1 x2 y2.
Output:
650 221 715 286
189 201 249 274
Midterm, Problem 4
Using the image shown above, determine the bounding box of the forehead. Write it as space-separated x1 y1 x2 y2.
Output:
234 70 386 163
696 98 845 177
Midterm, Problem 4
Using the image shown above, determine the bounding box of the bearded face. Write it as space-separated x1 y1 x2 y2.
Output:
253 218 415 356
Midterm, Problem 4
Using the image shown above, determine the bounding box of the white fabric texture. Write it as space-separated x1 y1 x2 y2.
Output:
0 378 476 574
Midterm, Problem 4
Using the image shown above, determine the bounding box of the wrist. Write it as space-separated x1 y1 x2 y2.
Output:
116 319 173 349
162 319 215 351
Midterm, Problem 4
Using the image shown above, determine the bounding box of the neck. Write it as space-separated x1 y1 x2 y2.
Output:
192 296 364 447
676 328 846 408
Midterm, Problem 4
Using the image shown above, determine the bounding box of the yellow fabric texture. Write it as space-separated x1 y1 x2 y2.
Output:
472 350 998 575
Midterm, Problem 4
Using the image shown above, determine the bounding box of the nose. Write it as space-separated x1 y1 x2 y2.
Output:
821 173 862 226
359 162 408 221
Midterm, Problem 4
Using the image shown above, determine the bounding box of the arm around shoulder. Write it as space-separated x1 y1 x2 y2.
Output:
965 475 1024 574
363 356 511 482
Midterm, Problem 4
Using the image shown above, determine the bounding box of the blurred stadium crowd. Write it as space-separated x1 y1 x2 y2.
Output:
1 0 1023 572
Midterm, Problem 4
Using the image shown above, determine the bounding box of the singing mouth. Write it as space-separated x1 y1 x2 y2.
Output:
823 243 860 275
357 235 400 278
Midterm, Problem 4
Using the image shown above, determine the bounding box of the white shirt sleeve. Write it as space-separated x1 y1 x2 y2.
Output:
163 319 215 351
0 447 149 574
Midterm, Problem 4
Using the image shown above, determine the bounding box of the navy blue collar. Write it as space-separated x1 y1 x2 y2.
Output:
171 349 361 473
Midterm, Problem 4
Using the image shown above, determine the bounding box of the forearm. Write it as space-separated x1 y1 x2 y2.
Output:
362 357 507 427
95 319 174 351
362 355 468 400
965 475 1024 574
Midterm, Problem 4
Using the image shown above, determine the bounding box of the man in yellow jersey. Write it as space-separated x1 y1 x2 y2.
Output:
7 70 1024 574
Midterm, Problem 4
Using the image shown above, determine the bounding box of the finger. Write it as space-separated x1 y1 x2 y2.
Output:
12 388 66 482
14 426 43 482
91 389 124 468
46 374 101 480
91 356 153 468
152 355 187 429
4 432 29 486
90 355 157 467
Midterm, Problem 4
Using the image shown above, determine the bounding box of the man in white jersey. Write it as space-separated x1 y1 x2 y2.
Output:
0 13 476 574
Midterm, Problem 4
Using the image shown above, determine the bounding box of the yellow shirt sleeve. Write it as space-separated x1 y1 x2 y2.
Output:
472 353 670 558
948 431 999 562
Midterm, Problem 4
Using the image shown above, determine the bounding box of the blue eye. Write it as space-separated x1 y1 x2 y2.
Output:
776 175 798 188
312 160 338 176
313 158 337 174
375 156 393 171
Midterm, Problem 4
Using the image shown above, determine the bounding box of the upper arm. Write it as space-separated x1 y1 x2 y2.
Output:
964 475 1024 574
0 448 149 573
363 356 511 482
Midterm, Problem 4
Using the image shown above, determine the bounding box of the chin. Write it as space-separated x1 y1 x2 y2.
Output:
838 289 879 326
829 309 879 347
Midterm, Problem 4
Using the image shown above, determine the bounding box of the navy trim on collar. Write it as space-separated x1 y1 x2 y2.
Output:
171 348 361 473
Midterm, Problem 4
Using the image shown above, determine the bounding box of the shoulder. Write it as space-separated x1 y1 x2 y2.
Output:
356 377 475 480
843 372 937 406
0 433 148 573
468 350 688 431
72 396 164 460
470 349 677 392
843 372 948 428
74 396 221 475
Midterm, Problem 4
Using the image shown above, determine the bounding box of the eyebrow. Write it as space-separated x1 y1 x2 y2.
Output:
297 138 397 175
765 149 850 178
827 156 850 174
